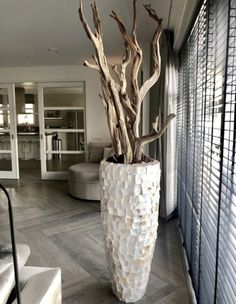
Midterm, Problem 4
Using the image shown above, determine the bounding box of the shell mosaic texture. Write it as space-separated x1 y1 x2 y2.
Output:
100 160 161 302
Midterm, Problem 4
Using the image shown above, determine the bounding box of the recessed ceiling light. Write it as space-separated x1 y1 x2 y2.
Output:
22 82 34 86
48 48 59 53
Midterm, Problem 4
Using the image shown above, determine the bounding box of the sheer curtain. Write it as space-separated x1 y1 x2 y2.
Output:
149 30 177 219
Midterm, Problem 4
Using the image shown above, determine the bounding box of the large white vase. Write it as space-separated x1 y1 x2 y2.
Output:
99 160 161 303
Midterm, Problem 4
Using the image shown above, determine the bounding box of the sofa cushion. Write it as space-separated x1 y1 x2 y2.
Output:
0 244 31 304
68 163 100 183
0 247 14 304
12 267 61 304
103 147 113 159
88 142 111 163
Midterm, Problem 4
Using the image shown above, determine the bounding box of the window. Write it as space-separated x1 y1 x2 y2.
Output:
17 114 34 125
177 0 236 303
25 103 34 114
17 103 35 125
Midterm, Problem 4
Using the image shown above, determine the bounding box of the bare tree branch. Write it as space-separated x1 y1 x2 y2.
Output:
119 92 136 121
143 4 163 23
110 11 138 52
132 0 137 40
141 113 175 145
140 4 163 102
134 114 175 161
111 64 121 80
91 3 102 36
78 0 96 43
84 60 100 71
120 44 131 93
100 83 122 156
79 0 133 163
79 1 173 163
110 1 143 138
152 115 159 132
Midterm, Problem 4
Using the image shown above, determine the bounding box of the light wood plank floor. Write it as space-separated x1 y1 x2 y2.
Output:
0 178 191 304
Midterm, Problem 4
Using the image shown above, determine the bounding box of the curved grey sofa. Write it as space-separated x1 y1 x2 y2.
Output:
68 163 100 201
68 142 113 201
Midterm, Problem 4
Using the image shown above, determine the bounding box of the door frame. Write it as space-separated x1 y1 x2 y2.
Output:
0 84 19 179
38 82 86 180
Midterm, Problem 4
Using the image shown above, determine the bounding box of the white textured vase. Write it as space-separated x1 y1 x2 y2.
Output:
99 160 161 303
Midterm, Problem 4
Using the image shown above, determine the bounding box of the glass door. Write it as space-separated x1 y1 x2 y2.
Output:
0 84 19 179
38 82 86 180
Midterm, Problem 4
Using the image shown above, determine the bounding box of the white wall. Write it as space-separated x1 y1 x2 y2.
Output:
0 53 152 155
0 65 110 144
173 0 201 51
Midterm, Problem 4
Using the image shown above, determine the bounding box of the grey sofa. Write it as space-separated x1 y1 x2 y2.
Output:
0 243 62 304
12 266 61 304
0 243 30 304
68 142 112 201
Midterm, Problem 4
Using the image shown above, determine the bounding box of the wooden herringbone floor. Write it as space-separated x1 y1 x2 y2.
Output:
0 177 191 304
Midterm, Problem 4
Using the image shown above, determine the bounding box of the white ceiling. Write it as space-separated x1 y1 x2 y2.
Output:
0 0 189 67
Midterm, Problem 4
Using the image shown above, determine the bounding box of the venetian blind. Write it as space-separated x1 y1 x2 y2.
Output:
177 0 236 303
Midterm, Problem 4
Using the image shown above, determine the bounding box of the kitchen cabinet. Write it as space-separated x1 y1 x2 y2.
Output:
0 134 40 160
18 134 40 160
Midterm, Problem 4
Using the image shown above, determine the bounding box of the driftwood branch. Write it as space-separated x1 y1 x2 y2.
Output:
84 60 100 71
130 0 143 138
111 65 121 81
79 0 133 163
110 11 138 52
110 1 143 138
134 114 176 162
140 5 163 102
79 0 175 164
91 3 102 36
99 87 122 156
79 1 96 43
141 113 176 145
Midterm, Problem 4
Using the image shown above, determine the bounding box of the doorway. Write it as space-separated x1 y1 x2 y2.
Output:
15 82 41 180
0 81 86 180
38 82 86 180
0 84 19 179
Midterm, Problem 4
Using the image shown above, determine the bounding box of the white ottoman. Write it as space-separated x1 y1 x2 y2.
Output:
68 163 100 201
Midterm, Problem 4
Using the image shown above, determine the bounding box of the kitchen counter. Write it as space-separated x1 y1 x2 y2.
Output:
17 132 39 136
18 134 40 160
0 133 40 160
0 132 39 136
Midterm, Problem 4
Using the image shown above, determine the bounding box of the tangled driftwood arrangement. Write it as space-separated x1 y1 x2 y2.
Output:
79 0 175 164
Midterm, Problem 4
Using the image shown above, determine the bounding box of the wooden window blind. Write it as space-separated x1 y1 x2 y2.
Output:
177 0 236 302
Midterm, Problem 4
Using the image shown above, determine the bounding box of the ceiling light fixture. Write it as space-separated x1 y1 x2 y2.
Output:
48 48 59 53
22 82 34 86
